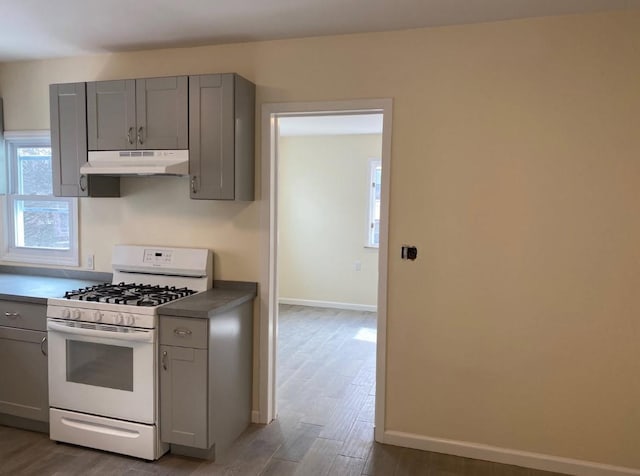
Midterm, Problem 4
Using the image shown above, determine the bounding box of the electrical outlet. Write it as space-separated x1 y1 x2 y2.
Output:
354 260 362 271
86 254 94 270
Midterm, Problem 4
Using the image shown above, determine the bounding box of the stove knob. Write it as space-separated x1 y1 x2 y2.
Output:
71 309 81 320
125 314 135 326
115 313 124 325
62 308 71 319
93 311 103 322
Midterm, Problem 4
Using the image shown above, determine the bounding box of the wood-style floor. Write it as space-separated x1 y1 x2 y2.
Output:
0 305 565 475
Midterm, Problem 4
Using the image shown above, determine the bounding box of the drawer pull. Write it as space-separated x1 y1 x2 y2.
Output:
4 312 19 319
162 350 168 370
173 328 192 337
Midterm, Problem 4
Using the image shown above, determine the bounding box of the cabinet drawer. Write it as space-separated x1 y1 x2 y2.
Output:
0 300 46 331
160 317 207 349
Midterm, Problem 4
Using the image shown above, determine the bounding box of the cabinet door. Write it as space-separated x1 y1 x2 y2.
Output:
136 77 188 150
50 83 88 197
160 345 208 448
87 79 136 151
188 74 235 199
0 327 48 422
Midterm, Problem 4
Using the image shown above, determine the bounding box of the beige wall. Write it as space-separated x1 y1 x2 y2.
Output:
1 9 640 470
278 134 380 307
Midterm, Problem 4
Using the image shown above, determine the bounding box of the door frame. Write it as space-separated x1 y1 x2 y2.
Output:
258 98 392 442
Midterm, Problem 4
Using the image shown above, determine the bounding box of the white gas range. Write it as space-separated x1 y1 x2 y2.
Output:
46 245 212 460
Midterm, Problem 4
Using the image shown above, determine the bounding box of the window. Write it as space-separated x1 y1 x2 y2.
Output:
2 131 78 265
367 159 381 248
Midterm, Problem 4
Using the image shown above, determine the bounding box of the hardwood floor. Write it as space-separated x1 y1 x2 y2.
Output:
0 305 566 475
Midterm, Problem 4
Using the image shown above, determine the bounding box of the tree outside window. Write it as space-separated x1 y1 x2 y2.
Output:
2 132 78 265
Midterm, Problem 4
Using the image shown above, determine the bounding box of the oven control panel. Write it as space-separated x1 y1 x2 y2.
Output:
46 305 155 329
143 249 173 265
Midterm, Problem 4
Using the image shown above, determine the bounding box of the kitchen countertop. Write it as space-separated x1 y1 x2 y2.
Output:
0 272 109 304
158 281 257 319
0 266 257 313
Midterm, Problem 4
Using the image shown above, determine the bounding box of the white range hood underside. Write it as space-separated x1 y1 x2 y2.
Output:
81 150 189 176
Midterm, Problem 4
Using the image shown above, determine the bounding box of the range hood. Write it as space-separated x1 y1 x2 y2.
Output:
81 150 189 176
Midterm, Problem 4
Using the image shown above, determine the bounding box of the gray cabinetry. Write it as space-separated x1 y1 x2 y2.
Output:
189 74 255 200
159 316 209 452
0 300 48 427
50 82 120 197
136 77 188 149
87 80 136 151
87 76 188 151
159 300 253 460
159 345 207 448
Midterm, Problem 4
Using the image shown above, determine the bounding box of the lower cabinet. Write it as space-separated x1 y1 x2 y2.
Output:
158 301 253 460
159 345 208 448
0 326 48 422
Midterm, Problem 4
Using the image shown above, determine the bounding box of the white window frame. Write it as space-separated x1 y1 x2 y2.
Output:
366 158 381 248
1 131 79 266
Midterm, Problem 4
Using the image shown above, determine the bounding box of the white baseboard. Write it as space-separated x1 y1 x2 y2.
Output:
383 431 640 476
279 298 376 312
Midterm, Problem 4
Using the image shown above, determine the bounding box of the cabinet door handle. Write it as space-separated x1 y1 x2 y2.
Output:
41 336 48 356
191 176 198 194
173 328 192 337
162 350 168 370
3 312 19 319
79 174 87 192
137 126 144 145
127 127 134 145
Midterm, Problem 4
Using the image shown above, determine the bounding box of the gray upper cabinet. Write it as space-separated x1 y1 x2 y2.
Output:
189 74 255 200
136 77 188 149
87 80 136 151
50 82 120 197
87 76 188 151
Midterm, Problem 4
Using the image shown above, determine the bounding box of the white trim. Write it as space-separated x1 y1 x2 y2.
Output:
251 410 261 424
383 431 640 476
279 298 377 313
260 99 392 438
374 100 392 443
3 130 50 141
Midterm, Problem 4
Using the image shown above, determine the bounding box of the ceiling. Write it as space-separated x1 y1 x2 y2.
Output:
1 0 639 62
278 114 383 137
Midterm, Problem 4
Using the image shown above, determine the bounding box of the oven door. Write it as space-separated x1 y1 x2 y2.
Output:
47 319 156 424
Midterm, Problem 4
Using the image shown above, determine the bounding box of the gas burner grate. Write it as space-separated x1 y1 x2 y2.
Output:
63 282 197 306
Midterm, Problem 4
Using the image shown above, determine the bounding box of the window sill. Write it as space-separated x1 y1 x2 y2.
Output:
1 250 79 267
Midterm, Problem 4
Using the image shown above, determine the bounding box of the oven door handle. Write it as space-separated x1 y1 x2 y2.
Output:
47 320 155 343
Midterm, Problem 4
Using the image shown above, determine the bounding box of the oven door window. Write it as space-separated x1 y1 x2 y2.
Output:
66 340 134 391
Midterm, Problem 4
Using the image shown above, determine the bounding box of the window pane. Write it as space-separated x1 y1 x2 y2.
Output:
14 199 70 250
367 161 382 247
18 147 52 195
374 166 381 201
373 219 380 246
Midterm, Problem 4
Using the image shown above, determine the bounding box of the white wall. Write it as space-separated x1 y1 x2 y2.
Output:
1 9 640 470
278 134 380 308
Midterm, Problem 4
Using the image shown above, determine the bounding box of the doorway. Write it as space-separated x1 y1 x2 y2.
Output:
259 99 392 444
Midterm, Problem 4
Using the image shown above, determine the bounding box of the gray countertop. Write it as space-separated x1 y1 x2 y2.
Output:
0 266 257 315
158 282 257 319
0 274 108 304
